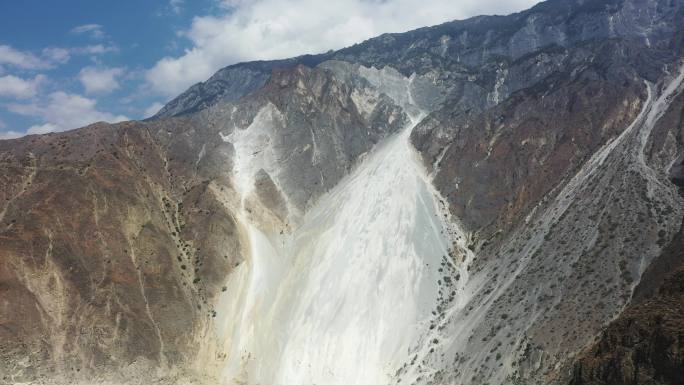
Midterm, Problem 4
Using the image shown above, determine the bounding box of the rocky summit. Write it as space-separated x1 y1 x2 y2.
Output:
1 0 684 384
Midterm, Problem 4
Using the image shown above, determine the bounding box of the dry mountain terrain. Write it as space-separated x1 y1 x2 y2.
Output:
1 0 684 384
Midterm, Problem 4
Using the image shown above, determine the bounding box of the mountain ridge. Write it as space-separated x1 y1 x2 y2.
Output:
153 0 683 119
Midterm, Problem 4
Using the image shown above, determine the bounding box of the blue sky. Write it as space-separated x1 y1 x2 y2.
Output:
0 0 216 138
0 0 539 139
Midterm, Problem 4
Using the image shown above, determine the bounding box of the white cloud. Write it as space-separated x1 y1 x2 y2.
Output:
144 102 165 118
0 130 24 140
0 43 115 73
73 44 118 55
0 74 46 99
170 0 184 14
42 45 116 64
146 0 540 96
26 123 61 135
7 91 128 134
79 66 124 94
0 44 51 70
70 24 105 39
42 47 71 64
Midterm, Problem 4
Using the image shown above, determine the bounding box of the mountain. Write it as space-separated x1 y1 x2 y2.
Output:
1 0 684 384
154 0 683 119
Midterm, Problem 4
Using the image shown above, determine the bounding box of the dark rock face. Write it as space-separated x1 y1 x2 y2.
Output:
568 221 684 385
404 65 684 385
648 78 684 188
565 63 684 385
198 64 407 218
670 155 684 187
152 59 295 118
411 39 649 234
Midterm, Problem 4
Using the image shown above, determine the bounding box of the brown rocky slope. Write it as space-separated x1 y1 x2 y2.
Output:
0 64 404 384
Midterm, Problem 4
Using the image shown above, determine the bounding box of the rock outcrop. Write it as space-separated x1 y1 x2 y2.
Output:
568 220 684 385
565 71 684 385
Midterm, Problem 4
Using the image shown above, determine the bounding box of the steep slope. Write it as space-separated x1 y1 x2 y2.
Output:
405 63 684 385
210 67 457 385
0 65 409 384
215 111 468 385
568 219 684 385
566 77 684 385
0 116 251 383
211 64 408 219
154 0 684 119
0 118 239 384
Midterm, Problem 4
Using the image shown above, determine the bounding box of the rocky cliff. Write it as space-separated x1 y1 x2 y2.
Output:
566 78 684 385
567 222 684 385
